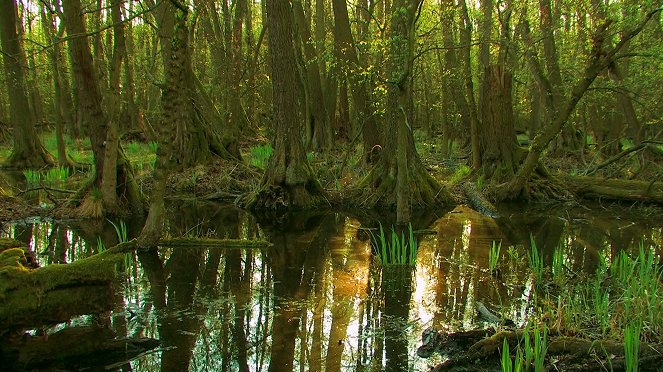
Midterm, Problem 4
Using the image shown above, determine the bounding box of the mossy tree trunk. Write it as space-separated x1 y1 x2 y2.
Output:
245 0 325 209
358 0 453 223
139 3 190 247
0 0 54 169
61 0 142 217
151 0 240 165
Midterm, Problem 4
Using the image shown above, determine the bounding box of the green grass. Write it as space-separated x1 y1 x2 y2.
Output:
528 237 544 284
371 223 418 266
23 166 70 187
489 241 501 276
449 164 471 185
523 242 662 370
23 169 41 186
551 245 565 282
108 219 128 243
625 321 641 372
249 144 272 169
44 166 69 185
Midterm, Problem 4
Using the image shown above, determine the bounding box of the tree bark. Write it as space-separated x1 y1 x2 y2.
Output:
61 0 142 217
41 4 72 168
331 0 382 163
293 0 331 150
139 2 190 247
358 0 453 222
0 0 54 169
477 65 519 182
242 0 325 209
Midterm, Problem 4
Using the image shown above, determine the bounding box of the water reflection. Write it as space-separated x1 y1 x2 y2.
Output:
2 203 662 371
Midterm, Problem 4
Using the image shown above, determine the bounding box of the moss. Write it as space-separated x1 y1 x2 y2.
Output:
0 242 128 330
0 248 30 272
0 238 23 251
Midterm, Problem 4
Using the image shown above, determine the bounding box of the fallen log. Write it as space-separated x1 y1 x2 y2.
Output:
1 325 160 371
563 175 663 204
420 327 663 371
0 239 130 333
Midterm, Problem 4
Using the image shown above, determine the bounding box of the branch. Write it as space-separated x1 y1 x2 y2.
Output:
584 143 648 176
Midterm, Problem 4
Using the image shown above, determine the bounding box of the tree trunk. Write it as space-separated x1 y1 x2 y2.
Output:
139 3 192 247
152 0 240 164
458 0 481 169
498 10 661 200
242 0 325 209
0 0 54 169
61 0 142 217
477 65 519 182
331 0 382 164
358 0 453 222
293 0 331 150
41 4 72 167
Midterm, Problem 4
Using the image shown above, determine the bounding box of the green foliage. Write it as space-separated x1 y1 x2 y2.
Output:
449 165 471 185
108 220 128 243
371 223 418 266
23 167 70 187
501 337 512 372
23 169 40 187
551 245 565 282
501 337 524 372
249 144 272 169
624 321 641 372
97 237 105 253
44 166 69 185
528 237 544 284
489 241 501 275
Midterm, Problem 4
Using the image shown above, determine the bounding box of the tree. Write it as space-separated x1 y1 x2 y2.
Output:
147 0 241 164
242 0 326 209
139 2 191 246
61 0 142 217
497 8 662 200
331 0 382 163
357 0 453 223
0 0 54 169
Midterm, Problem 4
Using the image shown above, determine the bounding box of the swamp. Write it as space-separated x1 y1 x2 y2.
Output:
1 0 663 370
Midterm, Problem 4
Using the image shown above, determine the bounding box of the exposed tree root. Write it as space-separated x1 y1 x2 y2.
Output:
2 148 55 170
420 327 663 371
354 161 453 209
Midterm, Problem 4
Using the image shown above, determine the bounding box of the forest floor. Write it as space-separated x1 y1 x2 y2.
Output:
1 131 662 221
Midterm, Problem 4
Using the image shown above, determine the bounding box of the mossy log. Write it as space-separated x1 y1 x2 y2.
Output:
564 175 663 203
424 328 663 371
463 183 500 218
2 325 159 370
0 240 129 332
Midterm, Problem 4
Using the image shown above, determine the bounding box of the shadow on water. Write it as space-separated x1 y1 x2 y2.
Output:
1 201 662 371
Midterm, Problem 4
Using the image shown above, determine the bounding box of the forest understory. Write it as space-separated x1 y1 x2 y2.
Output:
1 131 662 223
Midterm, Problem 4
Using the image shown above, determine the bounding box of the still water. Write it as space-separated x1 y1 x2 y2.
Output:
2 201 662 371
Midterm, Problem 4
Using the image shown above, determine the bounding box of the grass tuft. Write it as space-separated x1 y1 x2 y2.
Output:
371 223 418 266
249 144 272 169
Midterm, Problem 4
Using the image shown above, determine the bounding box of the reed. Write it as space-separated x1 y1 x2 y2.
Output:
371 223 418 266
529 237 544 284
489 241 501 276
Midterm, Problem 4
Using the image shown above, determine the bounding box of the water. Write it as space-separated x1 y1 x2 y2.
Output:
2 201 661 371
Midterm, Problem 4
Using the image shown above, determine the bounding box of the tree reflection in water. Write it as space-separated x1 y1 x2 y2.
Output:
3 203 662 371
